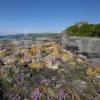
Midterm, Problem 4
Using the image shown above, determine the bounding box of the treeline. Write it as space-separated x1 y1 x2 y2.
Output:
64 22 100 37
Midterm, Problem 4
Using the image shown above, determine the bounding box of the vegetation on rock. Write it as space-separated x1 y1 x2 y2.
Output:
63 21 100 37
0 42 100 100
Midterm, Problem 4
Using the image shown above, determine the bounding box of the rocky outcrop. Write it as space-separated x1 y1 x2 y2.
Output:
0 42 100 100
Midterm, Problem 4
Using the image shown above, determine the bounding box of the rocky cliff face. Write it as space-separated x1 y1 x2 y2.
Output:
60 36 100 66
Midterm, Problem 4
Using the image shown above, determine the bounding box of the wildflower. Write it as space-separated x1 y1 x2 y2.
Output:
57 88 68 100
32 88 43 100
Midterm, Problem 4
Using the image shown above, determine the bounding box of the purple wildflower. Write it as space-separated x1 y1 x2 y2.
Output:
32 88 43 100
57 88 68 100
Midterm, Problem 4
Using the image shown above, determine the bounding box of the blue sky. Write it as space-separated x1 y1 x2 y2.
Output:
0 0 100 34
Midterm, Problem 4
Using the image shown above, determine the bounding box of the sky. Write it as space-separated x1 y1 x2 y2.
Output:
0 0 100 35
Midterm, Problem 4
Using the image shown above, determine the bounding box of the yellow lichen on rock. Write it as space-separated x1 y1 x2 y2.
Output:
0 50 6 57
74 93 81 100
87 66 100 76
20 58 26 64
95 66 100 73
86 67 96 76
30 63 44 69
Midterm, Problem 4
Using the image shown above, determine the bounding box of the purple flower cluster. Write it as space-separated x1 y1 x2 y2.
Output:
32 88 43 100
24 54 31 62
57 88 68 100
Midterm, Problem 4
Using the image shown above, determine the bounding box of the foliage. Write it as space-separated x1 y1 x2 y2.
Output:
64 22 100 37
